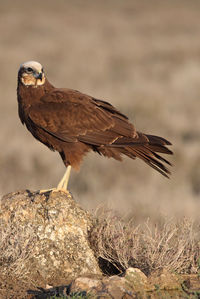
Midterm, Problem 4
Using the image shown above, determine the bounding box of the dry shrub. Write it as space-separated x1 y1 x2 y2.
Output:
90 210 200 275
0 220 37 282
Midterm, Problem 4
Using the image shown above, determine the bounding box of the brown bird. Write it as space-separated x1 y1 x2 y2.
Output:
17 61 173 193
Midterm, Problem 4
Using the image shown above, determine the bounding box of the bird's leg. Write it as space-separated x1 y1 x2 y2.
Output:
39 165 71 196
57 165 71 191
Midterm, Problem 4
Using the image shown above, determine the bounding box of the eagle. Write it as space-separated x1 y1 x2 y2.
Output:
17 61 173 192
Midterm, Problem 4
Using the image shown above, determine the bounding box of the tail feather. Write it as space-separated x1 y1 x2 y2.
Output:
126 146 171 178
145 134 172 145
144 144 173 155
113 132 173 178
147 150 172 166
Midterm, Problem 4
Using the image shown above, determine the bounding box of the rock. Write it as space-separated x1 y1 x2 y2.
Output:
70 275 134 299
69 269 186 298
25 271 199 299
125 267 147 284
125 267 151 293
70 276 102 295
182 274 200 292
102 276 132 299
148 268 183 290
0 190 101 289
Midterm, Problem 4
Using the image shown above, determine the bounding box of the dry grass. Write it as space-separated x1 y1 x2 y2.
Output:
0 220 37 282
90 210 200 276
1 210 199 282
0 220 41 298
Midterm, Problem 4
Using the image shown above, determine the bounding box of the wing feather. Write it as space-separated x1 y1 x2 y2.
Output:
28 89 136 146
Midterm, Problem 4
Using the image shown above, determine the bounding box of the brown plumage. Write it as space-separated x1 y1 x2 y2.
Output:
17 61 173 190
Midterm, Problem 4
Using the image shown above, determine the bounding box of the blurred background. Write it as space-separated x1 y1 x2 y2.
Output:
0 0 200 221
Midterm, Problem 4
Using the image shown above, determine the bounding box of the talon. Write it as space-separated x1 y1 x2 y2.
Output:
39 188 56 194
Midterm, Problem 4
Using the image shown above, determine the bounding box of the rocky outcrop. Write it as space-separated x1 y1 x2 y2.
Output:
0 190 199 299
69 268 149 298
0 190 101 290
28 268 198 298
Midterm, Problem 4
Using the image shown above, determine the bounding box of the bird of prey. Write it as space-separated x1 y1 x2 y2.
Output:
17 61 173 193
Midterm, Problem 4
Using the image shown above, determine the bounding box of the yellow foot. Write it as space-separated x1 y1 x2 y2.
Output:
39 165 72 197
57 166 71 191
39 188 56 194
39 188 71 197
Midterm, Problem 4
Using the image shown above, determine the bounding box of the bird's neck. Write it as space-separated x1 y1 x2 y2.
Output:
17 78 54 105
17 78 54 123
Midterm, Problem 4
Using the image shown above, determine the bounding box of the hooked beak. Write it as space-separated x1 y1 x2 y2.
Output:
34 72 43 80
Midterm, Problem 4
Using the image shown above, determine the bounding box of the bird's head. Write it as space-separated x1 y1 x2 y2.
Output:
18 61 45 87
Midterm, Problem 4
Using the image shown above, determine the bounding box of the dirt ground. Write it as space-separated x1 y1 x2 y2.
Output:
0 0 200 222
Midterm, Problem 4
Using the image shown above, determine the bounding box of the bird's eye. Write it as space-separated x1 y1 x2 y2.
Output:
27 67 33 72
